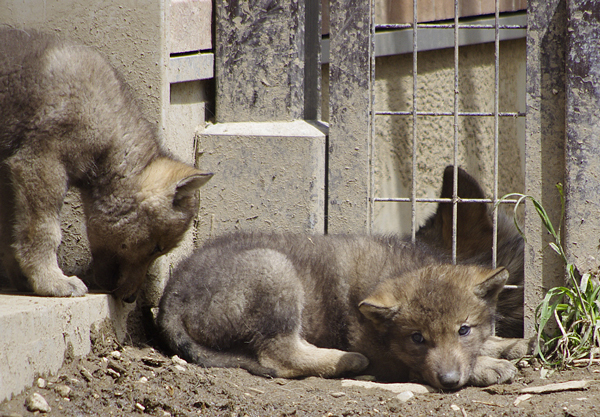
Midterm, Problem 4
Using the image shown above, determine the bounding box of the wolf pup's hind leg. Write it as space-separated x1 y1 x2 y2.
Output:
258 333 368 378
158 247 368 378
6 154 88 297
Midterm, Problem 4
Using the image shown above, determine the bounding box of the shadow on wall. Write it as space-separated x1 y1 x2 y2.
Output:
372 39 526 235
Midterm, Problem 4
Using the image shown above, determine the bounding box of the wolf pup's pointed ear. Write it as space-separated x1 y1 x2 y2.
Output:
358 297 399 329
473 267 509 305
174 172 213 204
137 158 213 206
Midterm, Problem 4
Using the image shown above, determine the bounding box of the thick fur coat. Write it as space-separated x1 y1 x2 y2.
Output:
158 168 529 390
0 29 211 300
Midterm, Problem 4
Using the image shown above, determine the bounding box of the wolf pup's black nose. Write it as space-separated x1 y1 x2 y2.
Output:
438 371 461 389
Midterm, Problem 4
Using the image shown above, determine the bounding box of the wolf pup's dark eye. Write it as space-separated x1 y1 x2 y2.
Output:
411 332 425 344
458 325 471 336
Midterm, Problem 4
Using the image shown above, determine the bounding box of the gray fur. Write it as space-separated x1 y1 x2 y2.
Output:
0 29 211 300
158 233 530 389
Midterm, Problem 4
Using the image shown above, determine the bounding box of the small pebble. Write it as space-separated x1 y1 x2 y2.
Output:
135 403 146 412
138 376 149 383
171 355 187 366
54 384 72 398
110 350 122 360
25 392 51 413
141 356 166 367
36 378 47 389
514 394 533 406
396 391 414 402
330 392 346 398
106 368 121 379
174 365 186 372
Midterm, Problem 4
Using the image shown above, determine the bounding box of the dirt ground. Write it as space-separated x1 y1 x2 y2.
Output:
1 319 599 417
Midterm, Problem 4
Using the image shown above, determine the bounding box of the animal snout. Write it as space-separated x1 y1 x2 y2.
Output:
438 370 462 389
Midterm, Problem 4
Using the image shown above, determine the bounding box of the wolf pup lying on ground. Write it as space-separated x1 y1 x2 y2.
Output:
158 169 528 389
0 29 212 301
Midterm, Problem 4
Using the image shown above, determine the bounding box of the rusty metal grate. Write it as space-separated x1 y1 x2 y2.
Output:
369 0 526 272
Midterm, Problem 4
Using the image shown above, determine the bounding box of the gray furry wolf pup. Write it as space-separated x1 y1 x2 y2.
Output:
0 29 212 301
158 169 528 389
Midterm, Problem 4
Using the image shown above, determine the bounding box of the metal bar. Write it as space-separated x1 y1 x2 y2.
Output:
411 0 418 243
373 197 520 203
492 0 500 270
452 0 459 265
377 24 526 30
168 53 214 84
321 13 527 63
375 111 525 117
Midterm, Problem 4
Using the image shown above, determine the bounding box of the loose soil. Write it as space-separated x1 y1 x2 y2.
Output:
1 321 599 417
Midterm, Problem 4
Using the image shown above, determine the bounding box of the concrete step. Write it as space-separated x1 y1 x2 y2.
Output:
0 294 132 402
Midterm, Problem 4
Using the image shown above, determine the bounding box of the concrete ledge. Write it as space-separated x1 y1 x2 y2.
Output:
169 53 214 83
0 294 133 402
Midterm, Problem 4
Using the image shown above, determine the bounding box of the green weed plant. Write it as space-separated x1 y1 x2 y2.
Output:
499 184 600 367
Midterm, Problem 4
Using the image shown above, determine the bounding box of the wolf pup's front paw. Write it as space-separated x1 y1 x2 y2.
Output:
340 352 369 374
469 356 518 387
32 273 89 297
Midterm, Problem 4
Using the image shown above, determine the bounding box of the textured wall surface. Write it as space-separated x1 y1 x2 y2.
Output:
369 39 526 235
196 121 326 238
564 0 600 277
524 0 567 337
214 0 305 123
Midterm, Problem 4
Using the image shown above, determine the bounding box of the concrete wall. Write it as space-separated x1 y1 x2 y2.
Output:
372 39 527 235
322 39 526 235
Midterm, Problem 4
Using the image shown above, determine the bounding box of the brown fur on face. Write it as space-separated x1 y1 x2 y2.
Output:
0 29 212 300
85 158 211 301
359 266 508 388
416 166 524 338
158 233 531 389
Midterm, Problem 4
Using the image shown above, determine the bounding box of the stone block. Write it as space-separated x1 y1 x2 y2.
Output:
196 121 326 240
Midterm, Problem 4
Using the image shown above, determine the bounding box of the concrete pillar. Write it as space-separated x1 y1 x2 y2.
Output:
327 0 374 233
214 0 306 123
199 0 326 239
564 0 600 276
524 0 567 337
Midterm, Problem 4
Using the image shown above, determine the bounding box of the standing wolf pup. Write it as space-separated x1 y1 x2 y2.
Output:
0 29 212 301
158 201 529 389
